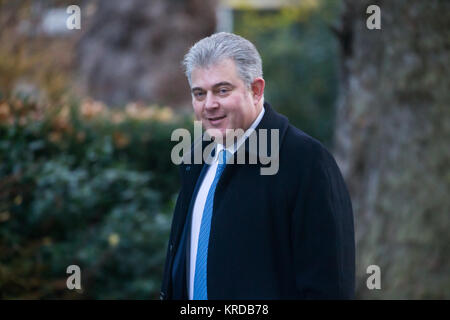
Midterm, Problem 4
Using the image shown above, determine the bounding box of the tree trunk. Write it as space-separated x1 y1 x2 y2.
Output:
76 0 217 108
334 0 450 299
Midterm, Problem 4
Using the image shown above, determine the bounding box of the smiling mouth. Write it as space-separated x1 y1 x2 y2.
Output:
207 115 226 121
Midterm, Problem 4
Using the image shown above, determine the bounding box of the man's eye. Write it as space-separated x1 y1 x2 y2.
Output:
194 91 205 98
218 88 230 95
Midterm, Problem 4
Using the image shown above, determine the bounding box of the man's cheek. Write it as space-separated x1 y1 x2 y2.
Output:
223 116 231 129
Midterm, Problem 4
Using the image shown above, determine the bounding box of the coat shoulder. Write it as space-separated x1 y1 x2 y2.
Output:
282 124 334 166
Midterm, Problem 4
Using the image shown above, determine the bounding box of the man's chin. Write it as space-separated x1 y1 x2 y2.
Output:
204 127 226 145
204 128 246 148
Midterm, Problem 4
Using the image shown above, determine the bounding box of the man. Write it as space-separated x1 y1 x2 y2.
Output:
160 32 355 300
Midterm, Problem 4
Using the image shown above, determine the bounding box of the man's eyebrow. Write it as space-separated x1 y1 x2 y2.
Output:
191 82 235 93
212 82 234 88
191 87 203 92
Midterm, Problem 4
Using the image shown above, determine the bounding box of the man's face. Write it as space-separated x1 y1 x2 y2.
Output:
190 58 262 143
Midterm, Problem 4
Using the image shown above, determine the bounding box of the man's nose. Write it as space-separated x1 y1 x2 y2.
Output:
204 91 219 110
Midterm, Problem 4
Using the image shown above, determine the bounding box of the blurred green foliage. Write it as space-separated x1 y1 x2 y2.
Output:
234 0 340 146
0 97 192 299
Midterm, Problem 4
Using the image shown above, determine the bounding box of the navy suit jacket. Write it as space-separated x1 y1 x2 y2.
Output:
160 102 355 300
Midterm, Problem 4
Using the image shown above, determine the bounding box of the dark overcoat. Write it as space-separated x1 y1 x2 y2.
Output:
160 102 355 300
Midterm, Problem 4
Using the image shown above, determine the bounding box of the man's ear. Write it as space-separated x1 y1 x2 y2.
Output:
251 78 265 105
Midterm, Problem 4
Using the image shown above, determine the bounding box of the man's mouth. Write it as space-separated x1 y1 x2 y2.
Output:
207 115 226 125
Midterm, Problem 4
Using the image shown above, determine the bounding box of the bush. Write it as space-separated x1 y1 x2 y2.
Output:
0 97 191 299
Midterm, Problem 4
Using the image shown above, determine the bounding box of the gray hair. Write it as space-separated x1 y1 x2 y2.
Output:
182 32 263 88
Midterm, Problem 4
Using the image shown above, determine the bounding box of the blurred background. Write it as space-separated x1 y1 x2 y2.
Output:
0 0 448 299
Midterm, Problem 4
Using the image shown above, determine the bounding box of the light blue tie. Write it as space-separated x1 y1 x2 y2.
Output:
193 149 229 300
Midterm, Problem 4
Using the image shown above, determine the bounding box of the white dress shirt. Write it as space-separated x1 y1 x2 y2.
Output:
188 106 265 299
